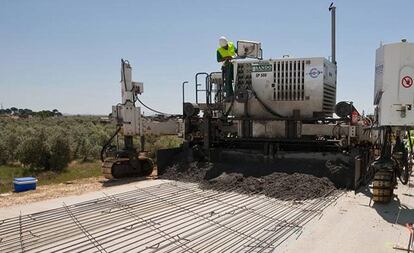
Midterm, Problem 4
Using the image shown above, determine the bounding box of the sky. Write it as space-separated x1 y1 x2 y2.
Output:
0 0 413 115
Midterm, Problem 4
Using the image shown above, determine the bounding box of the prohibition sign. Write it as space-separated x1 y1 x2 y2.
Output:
401 76 413 88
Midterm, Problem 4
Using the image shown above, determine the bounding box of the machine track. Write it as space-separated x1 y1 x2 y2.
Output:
102 156 154 180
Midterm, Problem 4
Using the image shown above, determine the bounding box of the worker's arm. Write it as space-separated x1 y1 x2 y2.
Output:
217 51 234 62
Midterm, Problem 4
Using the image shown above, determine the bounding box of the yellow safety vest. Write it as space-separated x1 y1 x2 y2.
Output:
217 42 236 58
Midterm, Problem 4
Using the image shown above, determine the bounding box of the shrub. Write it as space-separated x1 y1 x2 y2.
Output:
78 138 94 161
49 135 71 170
0 140 10 165
17 132 50 170
4 132 20 161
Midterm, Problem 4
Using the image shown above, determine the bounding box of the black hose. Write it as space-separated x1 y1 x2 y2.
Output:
136 96 171 115
100 126 121 162
122 59 172 115
252 91 286 119
223 90 285 119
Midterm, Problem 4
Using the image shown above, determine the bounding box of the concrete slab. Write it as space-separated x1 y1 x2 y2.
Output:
279 174 414 253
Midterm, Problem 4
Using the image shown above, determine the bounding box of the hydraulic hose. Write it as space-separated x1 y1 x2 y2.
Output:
223 89 285 119
100 126 121 162
252 91 286 119
122 59 172 115
136 96 172 115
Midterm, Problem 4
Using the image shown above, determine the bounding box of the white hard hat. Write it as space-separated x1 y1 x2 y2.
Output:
219 36 228 47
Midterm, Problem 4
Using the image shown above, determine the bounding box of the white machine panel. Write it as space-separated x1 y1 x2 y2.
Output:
251 62 273 98
251 120 285 138
132 81 144 94
374 41 414 126
122 106 141 136
232 57 337 118
111 105 141 136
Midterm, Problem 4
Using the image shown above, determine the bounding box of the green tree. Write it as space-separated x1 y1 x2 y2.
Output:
5 132 20 161
0 140 10 165
78 138 94 161
17 132 50 169
10 107 18 114
49 135 71 170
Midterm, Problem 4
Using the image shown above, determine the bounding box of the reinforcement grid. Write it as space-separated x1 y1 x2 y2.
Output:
0 182 341 253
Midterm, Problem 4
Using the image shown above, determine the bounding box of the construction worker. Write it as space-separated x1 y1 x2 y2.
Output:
217 36 237 100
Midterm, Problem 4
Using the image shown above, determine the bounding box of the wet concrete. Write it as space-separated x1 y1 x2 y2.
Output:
159 162 337 200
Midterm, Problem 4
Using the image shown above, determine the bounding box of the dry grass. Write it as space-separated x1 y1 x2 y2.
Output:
0 176 105 207
0 161 159 207
0 161 101 193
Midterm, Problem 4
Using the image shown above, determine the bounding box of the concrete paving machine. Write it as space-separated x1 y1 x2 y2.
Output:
159 5 412 203
173 4 374 190
102 4 412 204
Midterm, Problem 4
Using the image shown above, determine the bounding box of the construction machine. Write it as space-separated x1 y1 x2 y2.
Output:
100 59 154 179
100 59 180 179
175 4 373 191
102 4 412 203
101 60 163 179
370 40 414 202
164 4 412 203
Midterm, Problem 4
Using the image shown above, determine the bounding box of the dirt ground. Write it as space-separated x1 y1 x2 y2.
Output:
0 167 159 208
0 177 105 207
160 162 337 200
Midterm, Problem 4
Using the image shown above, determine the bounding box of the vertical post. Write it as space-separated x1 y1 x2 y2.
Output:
182 81 188 115
329 3 336 65
205 75 210 105
203 113 211 152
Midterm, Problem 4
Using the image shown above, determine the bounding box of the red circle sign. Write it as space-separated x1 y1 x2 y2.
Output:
401 76 413 88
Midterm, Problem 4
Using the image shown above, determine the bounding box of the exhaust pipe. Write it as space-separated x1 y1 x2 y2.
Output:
329 3 336 65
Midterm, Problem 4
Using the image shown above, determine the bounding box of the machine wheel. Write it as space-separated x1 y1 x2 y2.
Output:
372 170 395 203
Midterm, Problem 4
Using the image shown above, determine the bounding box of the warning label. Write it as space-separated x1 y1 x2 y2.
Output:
401 76 413 88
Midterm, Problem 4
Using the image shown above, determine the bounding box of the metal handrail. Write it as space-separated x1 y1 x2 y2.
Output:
195 72 208 104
